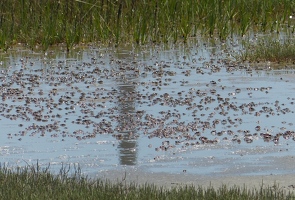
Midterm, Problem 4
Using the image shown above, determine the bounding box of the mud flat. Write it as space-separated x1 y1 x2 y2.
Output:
97 166 295 193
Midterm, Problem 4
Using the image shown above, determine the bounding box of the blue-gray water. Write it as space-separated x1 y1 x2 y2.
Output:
0 42 295 178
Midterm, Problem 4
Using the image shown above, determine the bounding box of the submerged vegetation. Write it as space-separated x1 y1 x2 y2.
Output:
0 0 294 50
0 164 293 200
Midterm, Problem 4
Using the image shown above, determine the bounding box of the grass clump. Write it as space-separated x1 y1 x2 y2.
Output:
0 0 294 50
0 163 294 200
237 36 295 64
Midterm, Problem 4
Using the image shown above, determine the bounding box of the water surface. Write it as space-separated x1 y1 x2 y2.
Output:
1 42 295 179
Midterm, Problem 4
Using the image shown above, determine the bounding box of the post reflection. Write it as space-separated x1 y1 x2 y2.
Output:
115 49 140 166
117 84 138 165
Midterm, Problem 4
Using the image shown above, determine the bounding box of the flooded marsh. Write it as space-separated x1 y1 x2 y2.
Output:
0 0 294 49
1 41 295 182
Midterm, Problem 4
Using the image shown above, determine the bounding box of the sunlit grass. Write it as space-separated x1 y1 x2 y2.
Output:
237 36 295 63
0 163 294 200
0 0 294 50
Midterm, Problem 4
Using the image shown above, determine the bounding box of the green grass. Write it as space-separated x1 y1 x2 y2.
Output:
0 0 294 51
237 35 295 63
0 163 294 200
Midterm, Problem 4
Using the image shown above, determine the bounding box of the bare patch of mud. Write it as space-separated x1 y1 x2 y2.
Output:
96 166 295 193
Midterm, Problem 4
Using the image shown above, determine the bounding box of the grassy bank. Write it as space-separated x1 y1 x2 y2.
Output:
0 164 293 200
0 0 294 50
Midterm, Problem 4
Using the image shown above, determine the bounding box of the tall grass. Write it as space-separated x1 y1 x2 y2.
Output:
0 0 294 50
0 163 293 200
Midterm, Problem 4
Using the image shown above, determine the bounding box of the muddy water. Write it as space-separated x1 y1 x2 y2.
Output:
0 43 295 180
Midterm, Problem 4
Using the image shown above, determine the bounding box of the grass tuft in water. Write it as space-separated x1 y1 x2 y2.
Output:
0 163 293 199
238 36 295 63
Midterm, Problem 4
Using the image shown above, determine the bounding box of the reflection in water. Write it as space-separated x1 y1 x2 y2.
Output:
117 85 138 165
114 49 139 165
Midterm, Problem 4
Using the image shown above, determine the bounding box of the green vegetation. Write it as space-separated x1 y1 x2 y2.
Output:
0 0 294 50
238 36 295 63
0 163 293 200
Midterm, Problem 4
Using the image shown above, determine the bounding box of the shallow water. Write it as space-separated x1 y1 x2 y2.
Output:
0 42 295 179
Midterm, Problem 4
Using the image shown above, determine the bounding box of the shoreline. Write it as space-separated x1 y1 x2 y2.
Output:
95 168 295 193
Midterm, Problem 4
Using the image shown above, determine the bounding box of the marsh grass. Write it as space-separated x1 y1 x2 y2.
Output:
0 0 294 50
0 163 293 200
238 36 295 63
